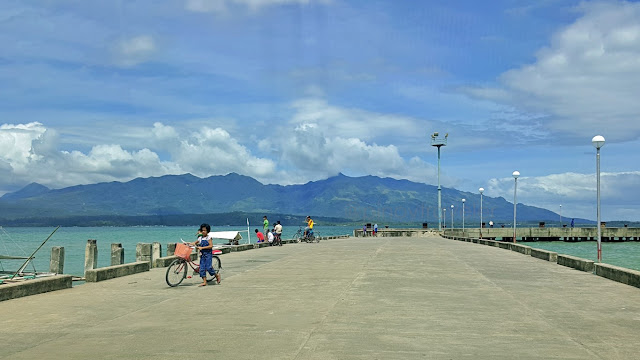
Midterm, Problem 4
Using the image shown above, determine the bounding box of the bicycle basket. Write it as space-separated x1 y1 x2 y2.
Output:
174 243 193 259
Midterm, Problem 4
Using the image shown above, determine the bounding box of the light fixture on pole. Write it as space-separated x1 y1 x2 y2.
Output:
451 204 454 229
431 132 448 232
560 204 562 227
462 199 466 231
443 208 447 229
592 135 605 262
512 171 520 243
479 188 484 239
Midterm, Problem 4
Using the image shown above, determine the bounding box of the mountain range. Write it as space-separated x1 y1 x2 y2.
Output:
0 173 584 226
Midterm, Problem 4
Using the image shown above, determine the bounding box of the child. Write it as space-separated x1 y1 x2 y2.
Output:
255 229 265 243
191 223 220 287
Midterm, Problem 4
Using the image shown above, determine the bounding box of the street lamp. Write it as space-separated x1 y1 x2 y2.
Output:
451 204 454 229
462 199 466 231
512 171 520 243
443 208 447 229
592 135 605 262
431 132 448 232
479 187 484 239
560 204 562 227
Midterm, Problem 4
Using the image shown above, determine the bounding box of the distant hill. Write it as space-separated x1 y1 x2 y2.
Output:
0 173 586 226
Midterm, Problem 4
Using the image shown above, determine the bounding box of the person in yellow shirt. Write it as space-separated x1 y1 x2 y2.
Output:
304 216 314 238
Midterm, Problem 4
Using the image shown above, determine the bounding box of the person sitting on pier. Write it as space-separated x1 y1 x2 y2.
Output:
190 223 220 286
255 229 265 243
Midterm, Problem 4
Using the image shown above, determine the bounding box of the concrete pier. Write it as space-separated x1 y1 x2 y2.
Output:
2 235 640 359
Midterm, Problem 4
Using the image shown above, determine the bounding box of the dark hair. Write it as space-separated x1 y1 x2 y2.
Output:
255 229 259 233
200 223 211 232
277 220 280 224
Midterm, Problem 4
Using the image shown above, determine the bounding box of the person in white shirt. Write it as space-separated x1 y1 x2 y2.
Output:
267 229 274 245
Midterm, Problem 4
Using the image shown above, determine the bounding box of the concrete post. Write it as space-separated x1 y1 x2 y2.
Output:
167 242 176 256
84 239 98 274
50 246 65 274
111 243 124 266
136 243 152 265
152 242 162 268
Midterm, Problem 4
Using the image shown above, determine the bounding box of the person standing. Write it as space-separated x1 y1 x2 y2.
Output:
190 223 220 286
373 223 378 236
571 218 575 228
263 216 269 236
274 221 283 246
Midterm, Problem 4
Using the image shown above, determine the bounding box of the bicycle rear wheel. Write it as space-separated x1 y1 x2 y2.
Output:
166 259 187 287
206 256 222 282
293 231 302 243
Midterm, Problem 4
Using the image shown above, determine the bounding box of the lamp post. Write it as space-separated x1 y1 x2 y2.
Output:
462 199 466 231
443 208 446 229
560 204 562 227
512 171 520 243
479 188 484 239
431 133 448 232
451 204 454 229
592 135 605 262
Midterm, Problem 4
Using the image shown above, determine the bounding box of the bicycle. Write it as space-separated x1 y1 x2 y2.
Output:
166 242 222 287
293 226 319 243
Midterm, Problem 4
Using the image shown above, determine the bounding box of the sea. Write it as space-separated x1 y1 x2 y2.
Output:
2 225 639 277
0 225 354 277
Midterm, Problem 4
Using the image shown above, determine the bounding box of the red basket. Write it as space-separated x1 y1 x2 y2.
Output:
174 243 193 259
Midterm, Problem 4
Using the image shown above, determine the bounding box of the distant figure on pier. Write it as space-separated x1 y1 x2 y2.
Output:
571 219 575 228
373 223 378 236
255 229 265 243
304 216 314 238
489 221 494 228
274 221 283 246
267 229 274 245
363 224 367 237
263 216 270 235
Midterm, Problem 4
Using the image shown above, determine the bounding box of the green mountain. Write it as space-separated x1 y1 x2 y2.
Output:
0 173 582 226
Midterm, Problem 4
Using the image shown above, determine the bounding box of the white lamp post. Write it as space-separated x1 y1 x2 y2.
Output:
592 135 605 262
462 199 466 231
451 204 454 229
479 188 484 239
560 204 562 227
512 171 520 243
443 208 446 229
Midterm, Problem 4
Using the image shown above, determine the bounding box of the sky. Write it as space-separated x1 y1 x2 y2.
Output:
1 0 639 222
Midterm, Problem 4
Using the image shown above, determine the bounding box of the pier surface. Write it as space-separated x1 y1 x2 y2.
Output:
2 235 640 359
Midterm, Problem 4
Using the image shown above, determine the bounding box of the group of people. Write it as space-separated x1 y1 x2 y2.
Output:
362 223 378 236
255 215 283 246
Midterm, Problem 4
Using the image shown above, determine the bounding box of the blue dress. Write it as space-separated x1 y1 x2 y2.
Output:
198 238 216 278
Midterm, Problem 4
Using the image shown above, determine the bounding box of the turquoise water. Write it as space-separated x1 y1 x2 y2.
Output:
525 241 640 271
0 225 353 276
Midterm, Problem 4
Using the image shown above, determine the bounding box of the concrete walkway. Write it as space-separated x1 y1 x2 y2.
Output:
2 235 640 359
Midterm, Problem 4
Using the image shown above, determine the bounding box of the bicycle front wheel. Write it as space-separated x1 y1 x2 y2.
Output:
293 231 302 243
166 259 187 287
206 256 222 282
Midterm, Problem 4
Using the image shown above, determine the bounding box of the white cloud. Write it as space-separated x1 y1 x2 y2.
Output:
464 1 640 142
487 171 640 221
114 35 156 67
185 0 326 13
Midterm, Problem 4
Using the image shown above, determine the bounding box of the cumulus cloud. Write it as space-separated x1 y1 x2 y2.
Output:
463 1 640 142
114 35 156 67
486 171 640 221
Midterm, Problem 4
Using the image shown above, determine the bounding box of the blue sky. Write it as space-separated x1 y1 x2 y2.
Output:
1 0 639 221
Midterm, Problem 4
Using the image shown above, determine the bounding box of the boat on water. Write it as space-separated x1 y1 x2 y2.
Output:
0 226 60 284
